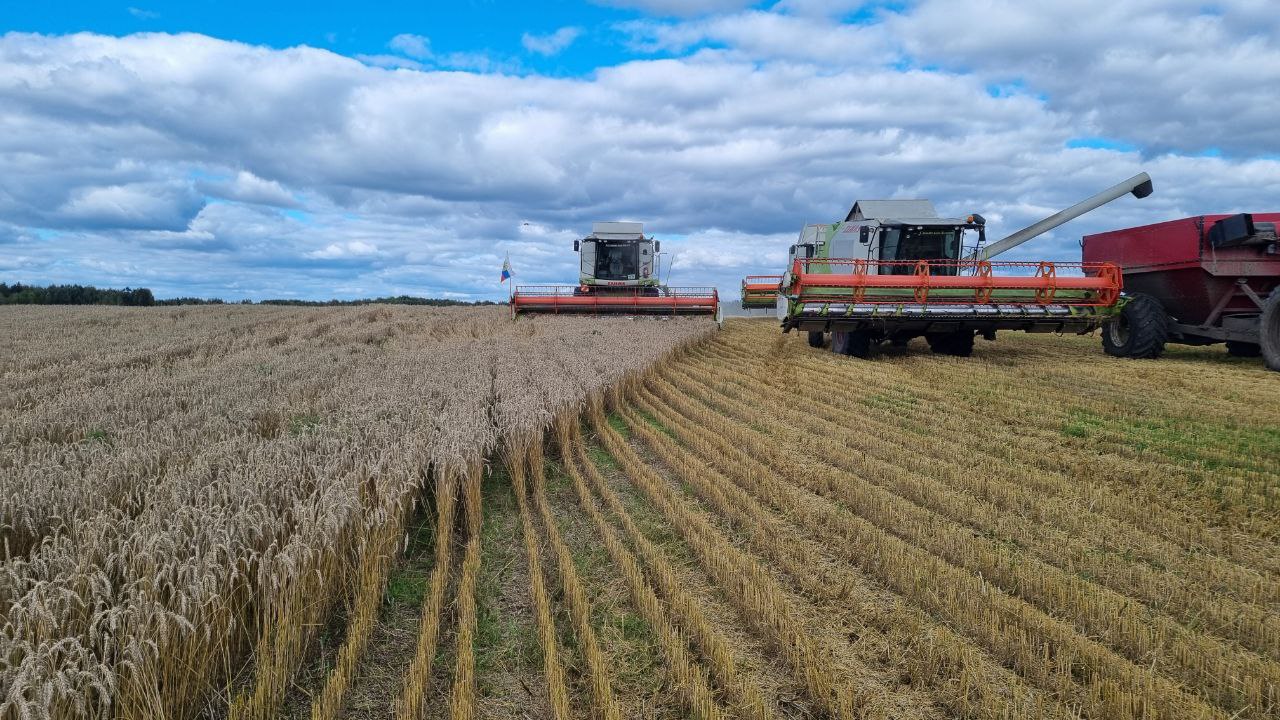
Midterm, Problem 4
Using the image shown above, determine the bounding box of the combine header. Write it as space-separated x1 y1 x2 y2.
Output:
512 222 718 316
779 173 1153 357
740 275 782 310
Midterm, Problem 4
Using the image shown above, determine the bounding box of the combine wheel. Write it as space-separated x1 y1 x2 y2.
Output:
831 331 850 355
831 330 873 358
808 330 825 348
1102 292 1168 359
926 331 975 357
1261 291 1280 372
1226 341 1261 358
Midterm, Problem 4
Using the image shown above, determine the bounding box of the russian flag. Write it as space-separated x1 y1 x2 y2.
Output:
500 256 512 283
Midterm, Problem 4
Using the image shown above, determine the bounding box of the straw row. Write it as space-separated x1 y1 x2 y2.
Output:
395 477 459 720
646 341 1237 719
589 407 863 720
561 418 772 720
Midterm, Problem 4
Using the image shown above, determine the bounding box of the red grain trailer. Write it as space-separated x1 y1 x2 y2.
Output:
1082 213 1280 370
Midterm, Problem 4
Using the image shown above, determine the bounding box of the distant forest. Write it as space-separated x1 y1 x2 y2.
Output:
0 282 500 307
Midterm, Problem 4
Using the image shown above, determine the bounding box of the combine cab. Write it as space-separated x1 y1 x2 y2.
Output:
779 174 1153 357
740 275 782 310
512 222 718 316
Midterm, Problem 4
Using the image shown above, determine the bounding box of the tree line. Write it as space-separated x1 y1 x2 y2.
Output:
0 282 499 307
1 282 156 306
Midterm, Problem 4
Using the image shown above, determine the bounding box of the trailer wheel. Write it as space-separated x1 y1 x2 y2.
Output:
1226 341 1261 358
927 331 975 357
1102 293 1168 359
808 330 825 348
1261 291 1280 372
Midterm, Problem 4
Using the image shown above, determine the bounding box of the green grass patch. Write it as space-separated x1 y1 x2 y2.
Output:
607 411 629 437
288 413 322 435
385 571 428 606
83 428 111 444
474 465 541 684
384 508 435 607
587 444 619 472
632 408 675 438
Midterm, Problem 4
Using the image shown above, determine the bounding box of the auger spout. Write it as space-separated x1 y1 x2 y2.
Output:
974 172 1153 261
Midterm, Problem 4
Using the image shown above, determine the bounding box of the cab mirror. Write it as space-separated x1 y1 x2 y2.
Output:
859 226 872 244
655 241 661 253
573 240 579 252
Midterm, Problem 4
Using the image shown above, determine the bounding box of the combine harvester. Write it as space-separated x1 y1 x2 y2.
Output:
740 275 783 310
512 222 718 316
778 173 1153 357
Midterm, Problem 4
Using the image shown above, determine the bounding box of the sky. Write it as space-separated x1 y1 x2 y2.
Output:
2 0 1279 301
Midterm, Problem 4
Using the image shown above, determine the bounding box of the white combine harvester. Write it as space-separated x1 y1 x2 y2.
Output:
511 222 719 315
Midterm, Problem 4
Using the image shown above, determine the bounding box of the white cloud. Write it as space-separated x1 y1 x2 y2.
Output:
521 27 583 56
308 240 381 259
200 171 298 207
57 182 202 231
884 0 1280 155
127 7 159 20
389 33 431 59
0 19 1277 301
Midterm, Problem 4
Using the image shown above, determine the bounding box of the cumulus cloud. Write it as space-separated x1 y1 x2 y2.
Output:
0 10 1277 301
887 0 1280 156
388 33 431 59
521 27 583 56
308 240 381 259
57 182 203 231
200 171 298 207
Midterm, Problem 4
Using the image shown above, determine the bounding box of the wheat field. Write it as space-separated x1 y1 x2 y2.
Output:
2 309 1277 720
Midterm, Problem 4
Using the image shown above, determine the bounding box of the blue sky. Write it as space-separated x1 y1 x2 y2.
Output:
2 1 1279 301
4 1 707 75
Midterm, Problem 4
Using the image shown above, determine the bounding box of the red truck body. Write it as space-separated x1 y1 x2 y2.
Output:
1082 214 1280 331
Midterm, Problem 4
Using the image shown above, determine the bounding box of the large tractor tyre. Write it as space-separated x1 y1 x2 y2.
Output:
847 330 874 358
927 331 975 357
1226 340 1262 358
808 330 825 348
831 331 850 355
1102 293 1168 359
831 330 874 358
1261 291 1280 372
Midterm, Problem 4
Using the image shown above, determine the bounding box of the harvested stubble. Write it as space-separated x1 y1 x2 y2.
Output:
448 467 484 720
525 442 625 720
0 305 713 720
560 418 771 720
635 320 1277 720
656 359 1276 718
626 387 1064 720
589 406 864 720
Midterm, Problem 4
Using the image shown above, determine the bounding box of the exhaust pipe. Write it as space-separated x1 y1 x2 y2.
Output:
973 172 1153 261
